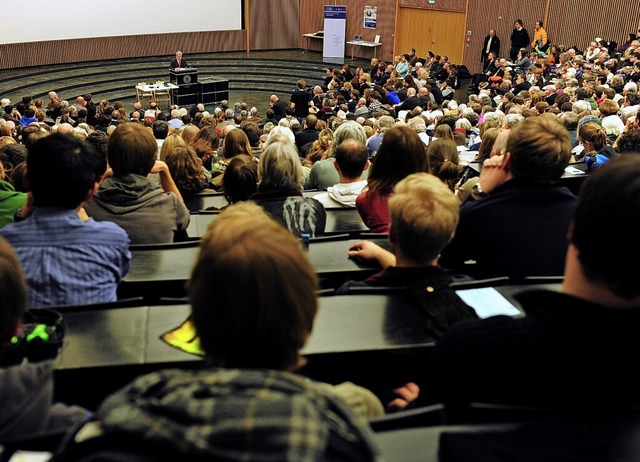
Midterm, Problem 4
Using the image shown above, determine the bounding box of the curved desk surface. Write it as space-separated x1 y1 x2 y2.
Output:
122 237 386 287
53 285 535 409
186 207 370 238
56 293 436 371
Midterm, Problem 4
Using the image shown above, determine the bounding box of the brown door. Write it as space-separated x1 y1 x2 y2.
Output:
395 8 466 64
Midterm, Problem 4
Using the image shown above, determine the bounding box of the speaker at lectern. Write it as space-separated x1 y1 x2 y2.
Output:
170 68 198 85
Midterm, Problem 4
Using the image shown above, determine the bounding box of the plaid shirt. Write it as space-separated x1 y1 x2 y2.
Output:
94 368 383 461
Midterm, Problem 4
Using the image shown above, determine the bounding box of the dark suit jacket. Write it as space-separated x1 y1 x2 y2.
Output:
395 95 421 115
481 34 501 62
271 99 289 120
430 85 444 105
295 128 319 153
169 58 189 69
483 58 499 75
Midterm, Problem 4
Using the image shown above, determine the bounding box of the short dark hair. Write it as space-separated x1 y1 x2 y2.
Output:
108 123 157 177
0 144 28 170
572 156 640 299
27 134 103 208
616 127 640 154
334 139 369 179
152 120 169 140
85 130 109 176
222 154 258 204
241 122 261 147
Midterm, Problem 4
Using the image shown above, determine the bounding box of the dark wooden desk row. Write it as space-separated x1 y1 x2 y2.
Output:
53 293 431 409
186 207 370 238
53 286 533 409
56 293 436 371
183 190 339 213
466 161 588 195
119 237 388 299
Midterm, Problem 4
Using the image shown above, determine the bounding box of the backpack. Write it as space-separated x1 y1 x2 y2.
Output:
536 37 551 55
457 65 471 80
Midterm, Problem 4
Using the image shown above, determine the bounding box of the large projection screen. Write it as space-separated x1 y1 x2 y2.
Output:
2 0 243 44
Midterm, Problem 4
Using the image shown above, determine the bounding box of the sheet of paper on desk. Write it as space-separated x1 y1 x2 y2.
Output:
8 451 52 462
455 287 521 318
565 166 585 175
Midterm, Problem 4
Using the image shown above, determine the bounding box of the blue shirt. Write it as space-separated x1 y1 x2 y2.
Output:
366 134 384 158
386 90 401 105
0 208 131 308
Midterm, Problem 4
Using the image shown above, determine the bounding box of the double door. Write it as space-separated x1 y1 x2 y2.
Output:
395 8 466 65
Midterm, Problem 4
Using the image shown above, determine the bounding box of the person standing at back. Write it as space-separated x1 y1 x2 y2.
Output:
481 29 501 63
510 19 530 61
531 20 549 56
290 79 312 120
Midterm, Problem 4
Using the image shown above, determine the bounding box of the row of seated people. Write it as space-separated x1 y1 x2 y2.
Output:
0 101 613 308
3 150 640 459
3 42 640 458
6 69 640 303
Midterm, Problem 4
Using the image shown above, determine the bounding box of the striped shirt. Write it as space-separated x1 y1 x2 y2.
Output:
0 208 131 308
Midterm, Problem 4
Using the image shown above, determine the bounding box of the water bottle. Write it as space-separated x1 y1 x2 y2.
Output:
301 233 310 251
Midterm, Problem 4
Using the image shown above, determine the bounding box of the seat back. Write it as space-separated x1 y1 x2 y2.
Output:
369 404 446 432
445 401 640 424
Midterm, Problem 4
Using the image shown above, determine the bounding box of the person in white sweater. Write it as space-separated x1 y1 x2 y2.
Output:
314 139 370 208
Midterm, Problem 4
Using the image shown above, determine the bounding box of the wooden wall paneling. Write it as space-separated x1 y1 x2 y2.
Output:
395 7 432 60
6 0 637 78
345 0 397 63
249 0 300 50
395 7 465 64
399 0 465 12
299 0 396 63
300 0 327 52
0 32 245 69
462 0 547 73
546 0 640 55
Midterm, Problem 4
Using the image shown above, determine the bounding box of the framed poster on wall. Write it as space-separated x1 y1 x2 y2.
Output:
364 6 377 29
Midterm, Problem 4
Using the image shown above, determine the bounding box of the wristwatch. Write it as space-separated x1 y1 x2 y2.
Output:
471 182 489 198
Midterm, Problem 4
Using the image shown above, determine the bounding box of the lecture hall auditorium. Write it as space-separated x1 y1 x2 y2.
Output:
1 1 640 461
